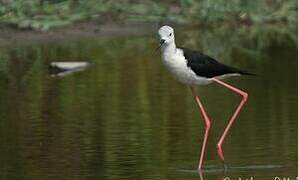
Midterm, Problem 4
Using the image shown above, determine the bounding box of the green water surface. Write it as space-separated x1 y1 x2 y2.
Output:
0 26 297 179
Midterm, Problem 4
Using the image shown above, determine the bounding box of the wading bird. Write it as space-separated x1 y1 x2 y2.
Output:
157 25 253 171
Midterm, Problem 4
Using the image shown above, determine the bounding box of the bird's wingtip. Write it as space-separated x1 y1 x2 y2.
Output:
241 71 257 76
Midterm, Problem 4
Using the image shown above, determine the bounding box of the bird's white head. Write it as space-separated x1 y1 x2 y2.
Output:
158 25 175 47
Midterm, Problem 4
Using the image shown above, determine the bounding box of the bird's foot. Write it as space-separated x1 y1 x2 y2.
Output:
197 164 203 172
217 144 228 172
223 161 228 172
216 144 225 162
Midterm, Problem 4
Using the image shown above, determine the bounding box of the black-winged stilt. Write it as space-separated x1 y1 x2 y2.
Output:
157 25 253 171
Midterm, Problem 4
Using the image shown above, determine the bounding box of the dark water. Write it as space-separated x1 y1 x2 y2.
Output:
0 27 297 180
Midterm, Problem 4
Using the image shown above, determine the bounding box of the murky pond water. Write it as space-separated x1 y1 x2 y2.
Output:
0 27 297 180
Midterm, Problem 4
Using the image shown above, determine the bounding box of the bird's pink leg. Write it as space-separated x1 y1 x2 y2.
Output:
212 78 248 163
190 87 211 171
198 170 204 180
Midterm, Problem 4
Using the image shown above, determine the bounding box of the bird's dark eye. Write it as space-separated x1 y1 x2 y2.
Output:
169 33 172 36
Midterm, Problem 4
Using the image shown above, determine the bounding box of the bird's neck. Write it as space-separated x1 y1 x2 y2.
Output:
161 42 176 56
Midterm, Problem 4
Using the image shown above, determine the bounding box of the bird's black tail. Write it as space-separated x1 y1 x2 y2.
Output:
240 71 256 76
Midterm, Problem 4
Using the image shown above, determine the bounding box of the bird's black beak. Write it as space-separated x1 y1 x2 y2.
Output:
159 39 165 46
155 39 165 52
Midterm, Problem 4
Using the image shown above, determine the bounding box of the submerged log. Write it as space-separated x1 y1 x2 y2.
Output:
49 61 92 77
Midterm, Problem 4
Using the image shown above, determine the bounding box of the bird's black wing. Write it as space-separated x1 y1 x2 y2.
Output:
180 47 251 78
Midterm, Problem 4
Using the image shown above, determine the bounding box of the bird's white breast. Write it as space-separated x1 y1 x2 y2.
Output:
161 48 211 85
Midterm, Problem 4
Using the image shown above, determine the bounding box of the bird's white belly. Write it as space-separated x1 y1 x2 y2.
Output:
162 53 212 85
